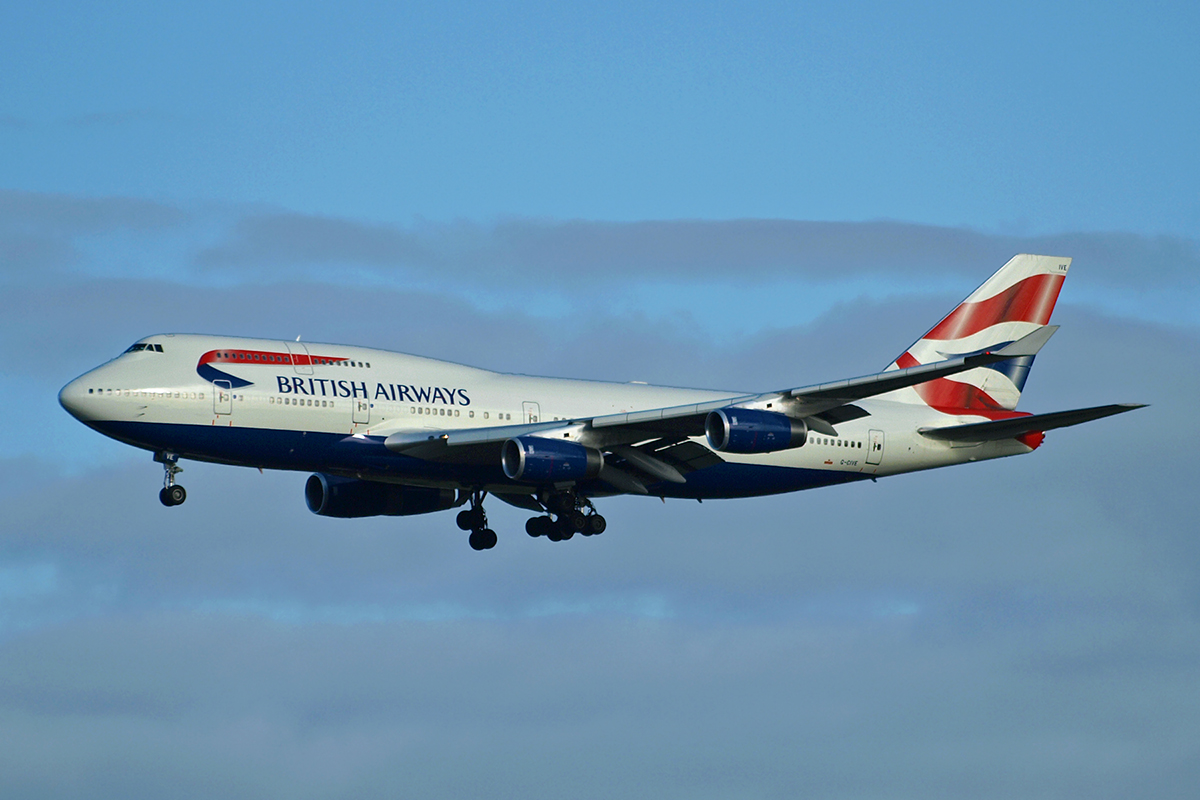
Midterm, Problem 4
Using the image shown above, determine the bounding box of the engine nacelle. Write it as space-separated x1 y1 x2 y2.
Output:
502 436 603 483
305 473 458 518
705 408 808 454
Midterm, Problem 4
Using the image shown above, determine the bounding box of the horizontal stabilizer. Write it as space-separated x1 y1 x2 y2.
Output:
918 403 1146 442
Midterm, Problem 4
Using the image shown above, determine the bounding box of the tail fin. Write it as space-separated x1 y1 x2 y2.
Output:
885 254 1071 412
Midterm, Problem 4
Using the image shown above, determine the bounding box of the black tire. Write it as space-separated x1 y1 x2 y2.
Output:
569 511 588 532
557 518 575 540
587 514 607 535
468 530 487 550
159 487 173 506
526 516 550 537
481 529 498 549
165 485 186 506
457 510 476 531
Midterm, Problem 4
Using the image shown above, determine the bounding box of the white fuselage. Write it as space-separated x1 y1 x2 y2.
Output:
59 334 1032 499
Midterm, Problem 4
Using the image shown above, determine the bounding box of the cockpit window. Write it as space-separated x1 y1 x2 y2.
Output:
124 343 164 353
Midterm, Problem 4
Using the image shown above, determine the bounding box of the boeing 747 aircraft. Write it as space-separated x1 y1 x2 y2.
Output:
60 255 1142 550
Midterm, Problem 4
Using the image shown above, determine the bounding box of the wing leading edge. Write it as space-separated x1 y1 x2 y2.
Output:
384 326 1063 460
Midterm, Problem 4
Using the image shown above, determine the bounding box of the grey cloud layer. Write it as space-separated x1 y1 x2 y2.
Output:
0 190 189 273
194 211 1200 289
4 191 1193 292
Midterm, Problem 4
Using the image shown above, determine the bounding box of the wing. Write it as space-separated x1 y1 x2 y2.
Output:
381 327 1062 492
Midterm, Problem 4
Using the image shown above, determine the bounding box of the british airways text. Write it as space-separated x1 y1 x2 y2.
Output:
276 376 471 405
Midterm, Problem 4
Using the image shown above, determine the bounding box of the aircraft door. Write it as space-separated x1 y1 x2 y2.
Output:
523 401 541 424
214 380 233 415
285 341 313 374
353 398 370 425
866 429 884 465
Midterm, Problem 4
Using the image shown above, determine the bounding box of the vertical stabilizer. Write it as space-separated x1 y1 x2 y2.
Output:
884 254 1071 411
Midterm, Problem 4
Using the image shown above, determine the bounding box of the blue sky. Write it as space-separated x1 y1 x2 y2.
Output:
2 3 1199 798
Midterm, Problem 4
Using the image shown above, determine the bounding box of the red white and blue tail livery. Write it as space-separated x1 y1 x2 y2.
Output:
884 254 1069 413
59 255 1143 550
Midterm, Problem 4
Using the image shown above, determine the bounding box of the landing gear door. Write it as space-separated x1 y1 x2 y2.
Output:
866 429 884 465
353 398 370 425
523 401 541 424
285 341 313 375
214 380 233 415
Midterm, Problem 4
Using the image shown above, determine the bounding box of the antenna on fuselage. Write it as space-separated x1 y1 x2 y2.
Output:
296 335 302 342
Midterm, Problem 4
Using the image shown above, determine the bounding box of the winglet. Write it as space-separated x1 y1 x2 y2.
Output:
993 325 1058 358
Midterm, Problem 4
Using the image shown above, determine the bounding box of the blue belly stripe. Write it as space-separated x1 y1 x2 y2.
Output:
93 420 867 499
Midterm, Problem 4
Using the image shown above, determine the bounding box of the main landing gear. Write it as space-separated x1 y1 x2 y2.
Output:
457 490 498 551
155 452 186 507
453 488 607 550
525 490 606 542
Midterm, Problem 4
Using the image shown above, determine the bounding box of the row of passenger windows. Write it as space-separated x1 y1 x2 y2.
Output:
212 352 369 368
270 397 334 408
220 352 287 363
262 399 515 421
89 388 202 399
316 359 368 367
814 437 862 448
411 408 512 420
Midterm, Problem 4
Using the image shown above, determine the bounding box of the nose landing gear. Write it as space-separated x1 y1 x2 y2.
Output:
155 452 186 507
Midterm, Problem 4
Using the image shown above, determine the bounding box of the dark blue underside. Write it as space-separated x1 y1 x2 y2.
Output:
95 420 867 499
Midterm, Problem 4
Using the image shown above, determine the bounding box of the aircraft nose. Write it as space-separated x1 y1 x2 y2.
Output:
58 375 95 421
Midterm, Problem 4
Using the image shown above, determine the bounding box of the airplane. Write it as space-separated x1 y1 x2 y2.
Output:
59 254 1143 550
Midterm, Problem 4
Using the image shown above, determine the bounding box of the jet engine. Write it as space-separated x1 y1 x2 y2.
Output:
305 473 458 518
705 408 808 454
502 436 603 483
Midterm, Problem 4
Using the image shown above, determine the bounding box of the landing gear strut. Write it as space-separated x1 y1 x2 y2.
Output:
457 490 497 550
155 452 186 507
526 489 606 541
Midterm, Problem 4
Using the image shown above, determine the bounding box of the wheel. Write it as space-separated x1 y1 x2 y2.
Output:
468 530 487 550
526 516 550 537
481 528 498 549
160 485 186 506
457 509 475 530
568 511 588 533
546 524 563 542
556 518 575 540
587 514 607 535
